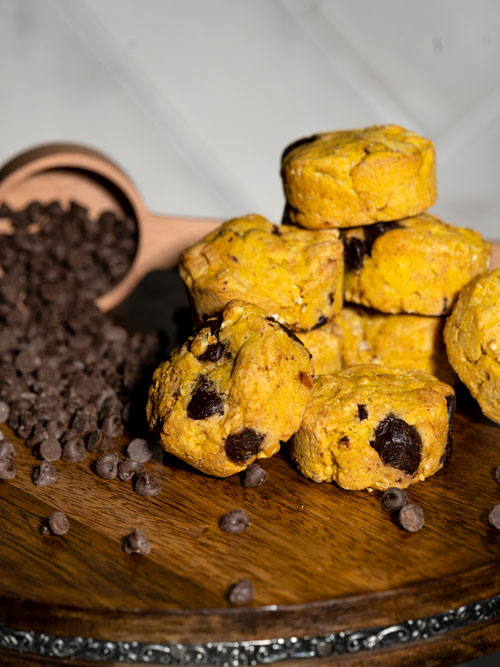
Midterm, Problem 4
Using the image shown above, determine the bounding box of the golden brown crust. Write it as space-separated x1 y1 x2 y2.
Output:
147 300 314 477
291 364 454 491
444 269 500 425
281 124 436 229
343 213 491 315
337 306 456 385
179 214 343 330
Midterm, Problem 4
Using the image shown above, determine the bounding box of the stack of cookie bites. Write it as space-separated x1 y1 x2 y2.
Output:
151 124 491 491
281 124 491 490
281 124 490 382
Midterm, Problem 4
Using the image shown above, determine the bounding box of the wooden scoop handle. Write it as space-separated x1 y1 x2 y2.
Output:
96 211 221 311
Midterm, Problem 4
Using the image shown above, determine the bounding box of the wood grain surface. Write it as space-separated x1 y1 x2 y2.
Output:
3 389 500 664
1 261 500 667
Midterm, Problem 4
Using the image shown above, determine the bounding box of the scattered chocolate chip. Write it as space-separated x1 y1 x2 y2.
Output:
16 413 35 439
358 404 368 421
0 401 9 423
126 438 152 463
26 423 48 448
39 437 62 462
123 528 151 555
117 457 144 482
225 428 264 464
45 420 65 440
219 509 251 534
343 221 400 271
381 487 408 513
32 461 58 486
47 511 70 536
135 471 161 497
187 376 224 420
339 435 349 447
95 452 119 480
371 415 422 476
398 503 425 532
488 504 500 530
0 456 15 480
14 348 41 374
101 414 124 438
242 463 268 488
0 440 14 459
86 429 114 452
61 437 86 463
226 578 254 606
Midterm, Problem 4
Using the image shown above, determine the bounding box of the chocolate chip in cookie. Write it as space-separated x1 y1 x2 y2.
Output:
225 428 264 464
371 415 422 476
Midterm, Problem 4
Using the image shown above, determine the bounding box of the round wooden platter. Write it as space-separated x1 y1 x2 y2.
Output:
2 273 500 667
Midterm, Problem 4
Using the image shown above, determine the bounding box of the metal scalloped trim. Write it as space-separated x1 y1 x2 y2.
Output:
1 593 500 664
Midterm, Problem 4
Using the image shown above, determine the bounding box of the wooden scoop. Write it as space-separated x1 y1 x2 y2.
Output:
0 143 222 311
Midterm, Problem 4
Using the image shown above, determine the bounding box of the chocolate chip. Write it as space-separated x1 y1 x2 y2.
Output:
488 504 500 529
371 415 422 476
339 435 349 447
398 503 425 532
135 471 161 497
123 529 151 555
95 451 119 479
101 414 124 438
26 423 48 448
242 463 268 488
32 461 58 486
61 437 86 463
344 237 369 271
381 487 408 512
0 440 14 459
225 428 264 464
16 413 35 439
39 438 62 462
126 438 152 463
117 457 144 482
47 511 70 536
226 579 254 606
192 317 221 340
358 404 368 421
14 349 41 374
187 377 224 420
219 509 251 534
86 429 114 453
328 292 335 305
344 221 401 271
440 395 456 465
0 401 9 423
0 456 15 480
197 342 225 362
45 420 65 440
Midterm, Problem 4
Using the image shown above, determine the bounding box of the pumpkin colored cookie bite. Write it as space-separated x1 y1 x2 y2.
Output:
281 124 436 229
147 300 314 477
291 364 455 491
179 214 343 331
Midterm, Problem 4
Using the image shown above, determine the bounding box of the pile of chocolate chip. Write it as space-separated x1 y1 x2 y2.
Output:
0 200 164 479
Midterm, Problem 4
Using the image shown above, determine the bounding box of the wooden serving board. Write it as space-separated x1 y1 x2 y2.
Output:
2 270 500 667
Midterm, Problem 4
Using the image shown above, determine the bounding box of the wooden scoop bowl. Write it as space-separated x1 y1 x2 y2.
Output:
0 143 222 311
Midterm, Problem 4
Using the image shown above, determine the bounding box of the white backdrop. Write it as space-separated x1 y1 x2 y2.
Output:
1 0 499 237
